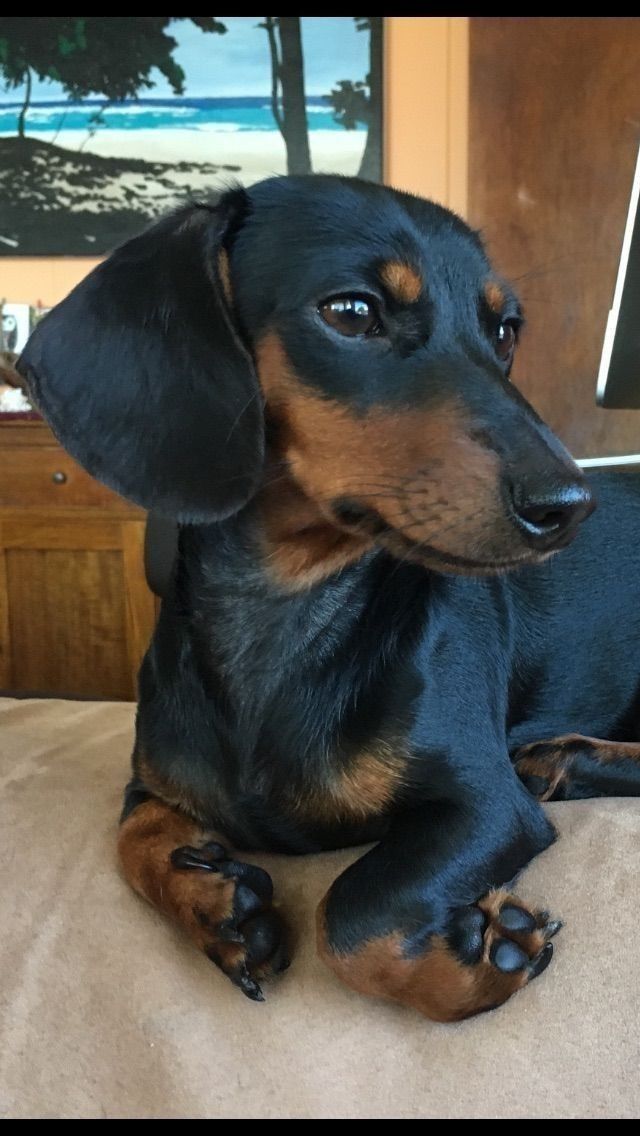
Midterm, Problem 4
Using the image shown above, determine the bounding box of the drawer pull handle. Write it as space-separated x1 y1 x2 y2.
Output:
51 471 67 485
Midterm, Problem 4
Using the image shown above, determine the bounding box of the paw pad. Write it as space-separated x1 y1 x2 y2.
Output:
449 893 561 982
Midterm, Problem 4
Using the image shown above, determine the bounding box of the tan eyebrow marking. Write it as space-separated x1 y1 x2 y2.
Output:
379 260 423 304
484 280 506 314
217 248 233 307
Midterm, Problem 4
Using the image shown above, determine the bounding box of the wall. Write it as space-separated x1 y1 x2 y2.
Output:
385 16 467 212
468 16 640 458
0 16 468 309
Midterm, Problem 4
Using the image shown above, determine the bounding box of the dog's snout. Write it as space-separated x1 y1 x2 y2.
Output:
509 479 595 550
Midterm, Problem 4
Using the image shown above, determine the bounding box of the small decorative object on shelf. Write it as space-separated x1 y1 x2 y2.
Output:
1 301 30 353
0 348 35 415
0 298 51 416
0 384 31 414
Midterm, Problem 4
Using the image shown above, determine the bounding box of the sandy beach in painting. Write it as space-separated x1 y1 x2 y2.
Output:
0 98 370 252
0 122 367 252
43 126 366 187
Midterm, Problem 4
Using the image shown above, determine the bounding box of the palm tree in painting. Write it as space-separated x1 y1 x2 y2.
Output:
327 17 382 181
260 16 382 181
0 17 225 140
261 17 312 176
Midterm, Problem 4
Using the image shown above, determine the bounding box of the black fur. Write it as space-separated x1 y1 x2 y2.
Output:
19 175 640 1009
20 192 262 521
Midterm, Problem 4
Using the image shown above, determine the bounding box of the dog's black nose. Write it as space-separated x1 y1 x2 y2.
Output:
509 480 595 549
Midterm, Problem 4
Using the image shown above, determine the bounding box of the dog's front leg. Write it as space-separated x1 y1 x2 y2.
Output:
317 775 559 1022
118 787 289 1000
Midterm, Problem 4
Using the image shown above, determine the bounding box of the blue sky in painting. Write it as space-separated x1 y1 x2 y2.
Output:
0 17 369 103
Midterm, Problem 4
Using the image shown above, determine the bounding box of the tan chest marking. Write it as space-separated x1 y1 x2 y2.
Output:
293 743 409 823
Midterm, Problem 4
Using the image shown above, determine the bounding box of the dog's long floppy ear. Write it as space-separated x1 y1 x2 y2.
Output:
18 192 263 522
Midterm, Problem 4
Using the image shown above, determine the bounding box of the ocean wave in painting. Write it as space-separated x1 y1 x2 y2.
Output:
0 96 363 135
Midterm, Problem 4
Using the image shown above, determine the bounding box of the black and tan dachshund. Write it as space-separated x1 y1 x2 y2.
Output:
19 176 640 1022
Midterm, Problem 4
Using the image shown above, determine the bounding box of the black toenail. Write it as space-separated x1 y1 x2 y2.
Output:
171 845 222 872
528 941 554 980
233 967 265 1002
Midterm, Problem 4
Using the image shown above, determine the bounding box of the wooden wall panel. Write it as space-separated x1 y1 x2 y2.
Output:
469 17 640 458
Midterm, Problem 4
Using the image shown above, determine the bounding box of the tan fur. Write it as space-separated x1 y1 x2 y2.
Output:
256 332 507 585
379 260 423 304
217 248 233 307
515 734 640 800
118 799 237 955
258 469 372 590
293 742 408 822
521 733 640 765
484 280 506 314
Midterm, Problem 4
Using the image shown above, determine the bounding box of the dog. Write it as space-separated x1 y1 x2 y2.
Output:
19 175 640 1022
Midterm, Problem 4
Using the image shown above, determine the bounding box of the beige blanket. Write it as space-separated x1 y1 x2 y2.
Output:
1 696 639 1118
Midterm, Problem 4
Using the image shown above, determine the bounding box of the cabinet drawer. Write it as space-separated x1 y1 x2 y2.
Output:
0 445 126 508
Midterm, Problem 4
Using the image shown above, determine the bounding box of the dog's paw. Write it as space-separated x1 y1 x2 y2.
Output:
514 735 580 799
400 888 561 1021
170 841 289 1001
442 889 561 1012
319 887 560 1022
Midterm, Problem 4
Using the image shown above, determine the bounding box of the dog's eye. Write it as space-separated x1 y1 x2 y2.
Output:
495 321 517 362
319 295 382 337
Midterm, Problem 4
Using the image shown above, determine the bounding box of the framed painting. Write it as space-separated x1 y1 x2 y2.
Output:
0 16 383 256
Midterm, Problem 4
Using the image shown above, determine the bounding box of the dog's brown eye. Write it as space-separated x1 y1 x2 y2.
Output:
319 295 382 337
495 321 516 361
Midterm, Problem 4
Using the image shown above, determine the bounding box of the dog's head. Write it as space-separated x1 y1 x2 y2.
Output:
20 176 593 578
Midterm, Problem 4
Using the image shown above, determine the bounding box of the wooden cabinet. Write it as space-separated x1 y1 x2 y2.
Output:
0 419 156 699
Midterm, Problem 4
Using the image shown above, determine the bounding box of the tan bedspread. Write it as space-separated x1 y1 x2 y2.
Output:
1 696 639 1118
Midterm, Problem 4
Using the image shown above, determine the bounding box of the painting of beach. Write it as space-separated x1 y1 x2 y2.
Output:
0 16 382 255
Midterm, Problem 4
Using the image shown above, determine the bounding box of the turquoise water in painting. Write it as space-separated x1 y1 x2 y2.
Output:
0 96 363 135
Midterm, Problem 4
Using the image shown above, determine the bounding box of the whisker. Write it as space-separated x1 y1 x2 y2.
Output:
224 389 263 444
